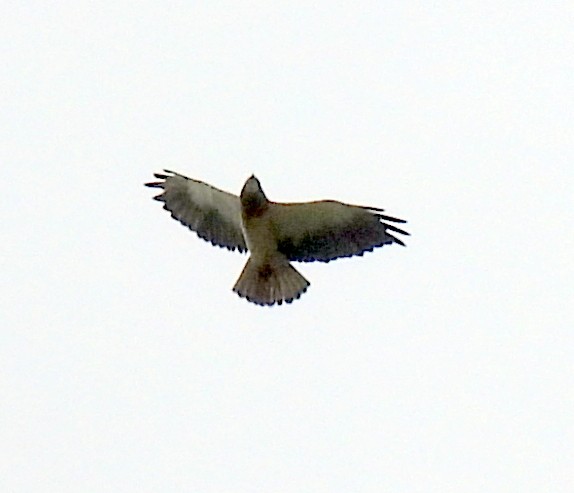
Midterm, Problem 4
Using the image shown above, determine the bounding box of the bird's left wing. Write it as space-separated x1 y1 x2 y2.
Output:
146 170 247 253
270 200 408 262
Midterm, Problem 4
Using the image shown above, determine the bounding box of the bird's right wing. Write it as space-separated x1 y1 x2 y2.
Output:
145 170 247 253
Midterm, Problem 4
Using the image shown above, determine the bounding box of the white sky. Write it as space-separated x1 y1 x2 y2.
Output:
2 2 573 492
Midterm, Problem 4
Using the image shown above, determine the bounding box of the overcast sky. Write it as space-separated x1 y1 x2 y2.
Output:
2 2 573 492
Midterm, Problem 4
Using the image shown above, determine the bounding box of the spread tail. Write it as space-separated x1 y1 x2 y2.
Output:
233 257 310 306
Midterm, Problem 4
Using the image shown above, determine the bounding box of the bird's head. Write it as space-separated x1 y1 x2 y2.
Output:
240 175 268 215
241 175 263 195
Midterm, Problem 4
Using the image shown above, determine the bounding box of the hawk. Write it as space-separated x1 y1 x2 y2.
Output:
146 170 408 306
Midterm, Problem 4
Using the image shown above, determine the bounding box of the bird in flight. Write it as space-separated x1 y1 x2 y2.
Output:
145 170 408 306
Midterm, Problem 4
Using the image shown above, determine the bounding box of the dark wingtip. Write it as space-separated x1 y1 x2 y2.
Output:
390 235 406 246
385 223 410 236
378 214 407 224
146 169 175 188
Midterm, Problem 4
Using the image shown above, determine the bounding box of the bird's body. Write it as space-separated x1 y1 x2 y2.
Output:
241 211 275 262
239 179 274 263
146 171 408 306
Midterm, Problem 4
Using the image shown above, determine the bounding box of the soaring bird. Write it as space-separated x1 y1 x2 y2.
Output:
145 170 408 306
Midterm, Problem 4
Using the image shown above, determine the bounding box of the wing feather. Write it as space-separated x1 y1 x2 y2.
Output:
145 170 247 253
271 200 408 262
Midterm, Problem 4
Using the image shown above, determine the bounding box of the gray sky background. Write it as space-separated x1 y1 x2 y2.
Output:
2 2 573 492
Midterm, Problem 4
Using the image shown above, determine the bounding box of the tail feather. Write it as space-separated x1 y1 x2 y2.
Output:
233 257 310 306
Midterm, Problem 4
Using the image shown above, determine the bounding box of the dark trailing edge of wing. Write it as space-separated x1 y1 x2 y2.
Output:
163 203 246 253
160 201 247 253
